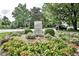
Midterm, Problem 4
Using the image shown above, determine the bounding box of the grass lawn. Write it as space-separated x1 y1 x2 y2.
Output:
0 32 12 40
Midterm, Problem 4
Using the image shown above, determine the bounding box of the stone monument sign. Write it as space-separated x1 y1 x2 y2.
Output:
34 21 43 36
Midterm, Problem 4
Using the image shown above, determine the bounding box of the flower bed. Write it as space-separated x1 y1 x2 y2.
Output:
0 36 76 56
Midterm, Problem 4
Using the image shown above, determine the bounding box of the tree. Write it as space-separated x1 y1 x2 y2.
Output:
30 7 43 28
2 16 11 25
42 4 57 28
12 3 30 28
10 21 17 29
0 16 11 29
31 7 42 20
0 19 2 28
43 3 79 30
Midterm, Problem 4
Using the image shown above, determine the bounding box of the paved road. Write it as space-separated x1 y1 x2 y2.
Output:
0 28 79 33
0 29 25 33
0 29 46 33
0 29 39 33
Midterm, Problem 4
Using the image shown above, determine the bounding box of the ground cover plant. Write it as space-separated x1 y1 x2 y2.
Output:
0 36 76 56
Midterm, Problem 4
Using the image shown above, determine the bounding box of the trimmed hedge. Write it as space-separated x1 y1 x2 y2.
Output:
45 28 55 36
26 32 35 39
25 28 33 34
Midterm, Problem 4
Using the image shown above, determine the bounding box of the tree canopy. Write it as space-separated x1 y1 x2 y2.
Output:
12 3 30 28
0 16 11 29
0 3 79 30
42 3 79 30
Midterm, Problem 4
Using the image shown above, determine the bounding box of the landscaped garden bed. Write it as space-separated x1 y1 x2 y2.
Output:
0 29 79 56
0 36 76 56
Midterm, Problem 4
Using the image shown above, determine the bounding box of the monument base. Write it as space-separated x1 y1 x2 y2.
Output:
34 21 44 37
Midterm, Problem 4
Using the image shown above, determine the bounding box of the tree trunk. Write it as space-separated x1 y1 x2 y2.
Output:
73 20 77 30
71 3 77 30
72 16 77 30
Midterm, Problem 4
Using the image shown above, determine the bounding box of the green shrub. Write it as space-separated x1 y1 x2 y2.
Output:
26 32 35 39
45 33 52 39
60 47 76 56
72 40 79 46
25 28 33 34
60 35 70 41
67 27 74 31
1 36 27 56
45 28 55 36
11 32 21 36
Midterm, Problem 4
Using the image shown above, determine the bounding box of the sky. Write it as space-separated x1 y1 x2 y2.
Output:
0 0 44 21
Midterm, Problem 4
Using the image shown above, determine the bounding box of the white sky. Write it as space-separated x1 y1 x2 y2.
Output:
0 0 44 21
